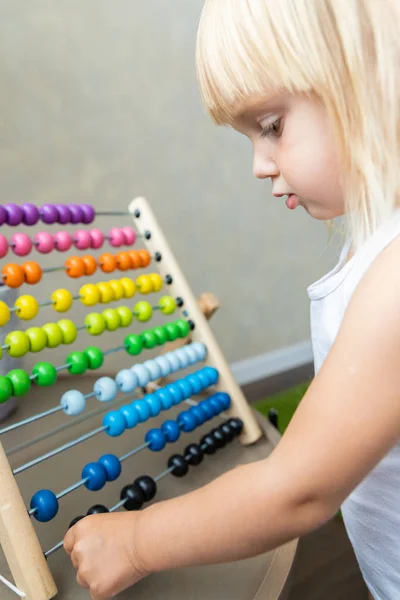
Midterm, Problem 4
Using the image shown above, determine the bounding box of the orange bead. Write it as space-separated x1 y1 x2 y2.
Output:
82 255 97 276
2 264 25 288
22 261 42 285
116 252 131 271
65 256 85 278
128 250 142 269
138 249 151 268
99 252 117 273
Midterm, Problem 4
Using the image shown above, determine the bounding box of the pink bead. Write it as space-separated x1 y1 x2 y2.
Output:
10 233 33 257
0 235 9 258
34 231 54 254
74 229 91 250
89 229 104 249
121 226 136 246
108 227 124 247
53 231 73 252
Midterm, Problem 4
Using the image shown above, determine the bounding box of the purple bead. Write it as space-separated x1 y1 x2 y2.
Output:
21 203 40 226
81 204 95 224
68 204 84 224
40 204 58 224
56 204 71 224
0 206 7 225
4 203 23 226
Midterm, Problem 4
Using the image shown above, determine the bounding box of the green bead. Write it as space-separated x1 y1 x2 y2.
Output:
175 319 190 338
116 306 133 328
0 376 12 404
102 309 121 331
164 323 179 342
58 320 77 345
134 301 153 322
141 330 158 349
5 331 30 358
152 326 168 346
66 351 89 375
124 334 143 356
84 313 106 336
32 362 57 387
7 369 31 397
158 296 176 315
42 323 63 348
84 347 104 370
26 327 47 353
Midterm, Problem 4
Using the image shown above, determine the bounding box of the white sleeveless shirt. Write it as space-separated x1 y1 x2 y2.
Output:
307 211 400 600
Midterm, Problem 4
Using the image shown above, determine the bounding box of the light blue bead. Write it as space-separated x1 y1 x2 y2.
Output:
154 356 171 377
165 382 183 405
143 359 161 380
82 462 107 490
175 348 190 370
161 419 180 442
131 364 151 387
119 404 139 429
116 369 138 393
191 342 207 361
164 352 181 372
154 388 174 410
144 393 162 417
94 377 118 402
103 410 126 436
176 378 193 399
132 399 151 422
30 489 59 523
145 428 166 451
184 345 198 365
60 390 86 416
186 374 203 395
196 370 211 389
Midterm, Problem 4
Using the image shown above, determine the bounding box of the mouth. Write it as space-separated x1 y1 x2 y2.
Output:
273 192 300 210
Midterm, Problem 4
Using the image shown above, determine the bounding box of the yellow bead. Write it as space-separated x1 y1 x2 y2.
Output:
0 301 10 326
120 277 136 299
108 279 124 301
96 282 114 304
51 289 73 312
149 273 163 292
15 295 39 321
136 275 153 294
80 283 101 307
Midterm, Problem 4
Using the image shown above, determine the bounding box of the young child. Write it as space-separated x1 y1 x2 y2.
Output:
64 2 400 598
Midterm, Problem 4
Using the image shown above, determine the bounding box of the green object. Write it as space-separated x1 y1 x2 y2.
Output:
84 313 106 336
58 320 77 344
152 326 168 346
134 301 153 322
164 322 179 342
26 327 47 353
102 308 121 331
159 296 176 315
140 330 158 349
32 362 58 387
254 381 310 434
5 331 30 358
0 375 12 403
124 334 143 356
116 306 133 328
7 369 31 397
42 323 63 348
84 347 104 370
175 319 190 338
67 351 89 375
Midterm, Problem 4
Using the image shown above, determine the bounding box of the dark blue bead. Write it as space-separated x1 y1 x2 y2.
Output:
177 410 197 432
133 399 151 422
119 404 139 429
215 392 231 410
144 393 162 417
161 420 181 443
176 378 193 399
154 388 174 410
190 405 207 425
103 411 126 437
186 374 203 395
165 382 183 405
199 399 214 420
210 396 223 415
30 489 59 523
202 398 219 417
98 454 121 481
202 366 219 385
82 462 108 491
145 428 166 451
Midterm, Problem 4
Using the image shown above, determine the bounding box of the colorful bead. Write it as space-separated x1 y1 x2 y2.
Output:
15 295 39 320
108 227 124 247
138 249 151 267
74 229 91 250
60 390 86 416
4 203 23 226
116 369 138 393
134 301 152 322
136 275 153 294
124 333 143 356
23 261 42 285
79 283 100 307
99 252 117 273
5 331 30 357
84 312 105 335
159 296 176 315
153 326 168 346
0 207 6 226
175 348 190 369
89 228 104 249
30 490 59 523
0 376 12 404
57 320 77 345
42 322 63 348
2 263 25 288
184 345 199 365
187 374 203 395
102 308 121 331
55 204 71 225
145 394 162 417
145 428 166 452
82 462 107 491
120 277 136 298
7 369 31 396
0 302 11 326
140 329 158 349
215 392 231 410
161 420 181 443
53 231 73 252
94 377 118 402
165 382 183 405
82 255 97 276
84 346 104 370
119 404 139 429
26 327 47 353
32 362 57 387
203 366 219 385
103 411 126 437
66 351 89 375
0 235 8 258
164 322 180 342
154 388 174 410
121 226 136 245
96 282 114 304
21 203 40 226
116 252 131 271
164 351 181 372
98 454 122 481
81 204 95 224
149 273 163 292
154 356 171 377
34 231 54 254
65 256 85 278
128 250 141 269
177 410 197 432
68 204 84 224
175 319 191 338
116 306 133 327
132 400 151 423
108 279 124 301
130 364 151 387
51 289 73 312
10 233 32 257
176 378 193 399
40 204 59 224
142 359 161 380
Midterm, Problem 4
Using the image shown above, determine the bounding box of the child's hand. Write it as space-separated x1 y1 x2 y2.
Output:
63 512 148 599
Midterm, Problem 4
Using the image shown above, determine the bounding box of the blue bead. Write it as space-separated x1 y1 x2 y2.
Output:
132 399 151 422
103 410 126 436
131 364 150 387
202 366 219 385
199 399 214 420
154 388 174 410
176 378 193 399
98 454 121 481
202 398 218 417
186 374 203 395
177 410 197 432
190 405 207 426
119 404 139 429
94 377 118 402
154 356 171 377
196 370 211 389
191 342 207 361
30 489 59 523
143 359 162 379
82 462 108 490
215 392 231 410
210 397 223 415
145 428 166 451
161 419 181 443
165 383 183 405
144 393 162 417
164 352 181 372
175 348 190 369
115 369 138 393
60 390 86 416
184 345 198 365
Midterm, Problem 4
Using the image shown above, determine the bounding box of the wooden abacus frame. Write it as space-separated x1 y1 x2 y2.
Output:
0 196 262 600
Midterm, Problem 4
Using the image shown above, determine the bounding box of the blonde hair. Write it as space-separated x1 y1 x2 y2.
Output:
196 0 400 250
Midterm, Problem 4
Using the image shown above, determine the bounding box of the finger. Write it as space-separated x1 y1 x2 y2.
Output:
70 550 79 570
63 527 76 555
76 571 89 589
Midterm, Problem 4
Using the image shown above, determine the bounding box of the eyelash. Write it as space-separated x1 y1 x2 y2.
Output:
260 118 283 139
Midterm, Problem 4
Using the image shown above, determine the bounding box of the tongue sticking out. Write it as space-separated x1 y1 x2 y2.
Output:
286 194 299 210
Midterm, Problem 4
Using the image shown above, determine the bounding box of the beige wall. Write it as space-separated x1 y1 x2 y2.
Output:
0 1 339 374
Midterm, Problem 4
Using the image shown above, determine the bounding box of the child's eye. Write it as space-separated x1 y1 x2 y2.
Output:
260 118 283 139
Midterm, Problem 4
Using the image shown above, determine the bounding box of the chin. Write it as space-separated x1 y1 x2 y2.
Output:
303 202 344 221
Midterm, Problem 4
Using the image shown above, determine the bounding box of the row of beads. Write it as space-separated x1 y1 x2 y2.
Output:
0 227 137 258
0 274 163 325
0 320 194 403
0 203 97 227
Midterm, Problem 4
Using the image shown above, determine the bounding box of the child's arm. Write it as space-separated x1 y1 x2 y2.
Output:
65 236 400 599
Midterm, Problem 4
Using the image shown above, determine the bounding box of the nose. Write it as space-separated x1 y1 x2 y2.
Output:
253 149 279 180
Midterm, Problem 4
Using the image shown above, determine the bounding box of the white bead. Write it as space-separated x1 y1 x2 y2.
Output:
131 364 151 387
94 376 118 402
60 390 86 416
115 369 138 393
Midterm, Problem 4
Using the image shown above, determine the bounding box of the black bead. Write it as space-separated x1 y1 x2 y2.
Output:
134 475 157 502
144 230 152 240
200 433 217 454
87 504 109 516
188 320 195 331
165 274 173 285
228 418 244 436
211 427 226 448
155 252 162 262
134 209 141 218
168 454 189 477
268 408 279 429
184 443 204 466
69 515 84 529
221 422 234 442
121 482 145 511
176 297 184 307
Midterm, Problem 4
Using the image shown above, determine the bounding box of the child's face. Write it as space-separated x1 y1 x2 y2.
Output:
231 93 344 220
